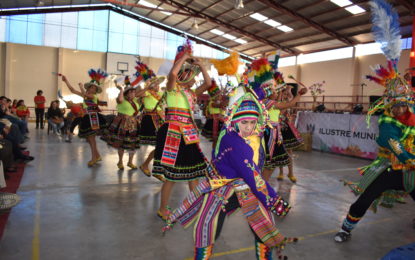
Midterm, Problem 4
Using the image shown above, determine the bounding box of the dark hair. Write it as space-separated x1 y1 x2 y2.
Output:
6 98 11 103
16 100 24 107
37 90 43 95
49 100 58 108
0 96 7 101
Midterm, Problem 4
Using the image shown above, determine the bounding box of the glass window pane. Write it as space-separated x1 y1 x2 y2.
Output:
78 11 93 30
139 22 151 36
28 13 44 23
151 26 165 39
124 16 138 36
27 16 44 46
138 36 150 56
61 12 78 27
0 17 7 42
109 11 123 33
123 34 138 54
77 28 93 51
108 32 123 53
45 13 61 26
93 30 108 52
150 37 165 58
8 15 27 44
193 43 201 57
61 26 77 49
165 39 177 60
167 32 177 41
44 24 61 47
93 10 108 31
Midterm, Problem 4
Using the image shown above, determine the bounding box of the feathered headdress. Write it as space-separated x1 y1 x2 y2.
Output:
130 59 156 86
365 0 412 120
247 58 274 100
369 0 402 66
214 85 269 156
84 69 108 93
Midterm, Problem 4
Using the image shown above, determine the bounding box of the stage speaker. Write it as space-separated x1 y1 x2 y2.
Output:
315 104 326 112
352 104 363 114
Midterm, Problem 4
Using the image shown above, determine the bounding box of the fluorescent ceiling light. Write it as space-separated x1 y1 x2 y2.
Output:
140 0 171 15
345 5 366 14
277 25 293 32
140 0 157 8
264 19 281 27
210 29 224 35
235 38 247 44
330 0 352 7
223 34 237 40
250 13 268 22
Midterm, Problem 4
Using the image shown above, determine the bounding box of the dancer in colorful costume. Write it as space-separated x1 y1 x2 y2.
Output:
163 85 294 260
334 0 415 243
61 69 108 167
153 41 212 219
135 60 166 179
201 80 227 147
247 56 304 182
101 76 141 170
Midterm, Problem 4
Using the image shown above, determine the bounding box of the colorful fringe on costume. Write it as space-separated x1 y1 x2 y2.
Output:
255 239 273 260
194 245 213 260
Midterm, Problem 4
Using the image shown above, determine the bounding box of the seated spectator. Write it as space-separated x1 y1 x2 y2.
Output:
0 120 33 162
0 96 28 136
62 100 84 143
15 100 30 122
47 101 64 135
10 99 18 115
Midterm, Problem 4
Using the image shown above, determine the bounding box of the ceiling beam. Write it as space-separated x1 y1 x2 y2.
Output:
278 10 410 46
248 0 371 43
158 0 297 54
395 0 415 14
170 0 221 28
159 0 194 23
283 20 412 51
255 0 355 46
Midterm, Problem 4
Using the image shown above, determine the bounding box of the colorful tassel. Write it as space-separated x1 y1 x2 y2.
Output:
255 239 273 260
194 245 213 260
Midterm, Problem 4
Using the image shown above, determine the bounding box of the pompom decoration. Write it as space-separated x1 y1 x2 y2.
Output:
207 79 220 97
247 58 274 100
210 52 241 76
174 38 193 64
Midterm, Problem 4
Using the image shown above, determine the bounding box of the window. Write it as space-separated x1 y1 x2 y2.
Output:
298 47 353 64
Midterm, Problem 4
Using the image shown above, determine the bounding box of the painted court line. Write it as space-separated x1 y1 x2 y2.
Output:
31 190 41 260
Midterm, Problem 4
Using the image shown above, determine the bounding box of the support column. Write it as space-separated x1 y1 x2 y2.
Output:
4 43 12 98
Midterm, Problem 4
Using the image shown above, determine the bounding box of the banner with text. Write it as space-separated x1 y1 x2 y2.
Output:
297 112 378 159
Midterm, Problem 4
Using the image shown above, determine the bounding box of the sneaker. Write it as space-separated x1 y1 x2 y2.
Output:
0 192 21 211
334 231 351 243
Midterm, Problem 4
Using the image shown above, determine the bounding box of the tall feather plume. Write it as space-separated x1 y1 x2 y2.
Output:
369 0 402 65
88 69 108 85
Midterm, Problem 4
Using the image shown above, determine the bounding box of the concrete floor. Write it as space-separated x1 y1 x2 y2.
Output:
0 124 414 260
